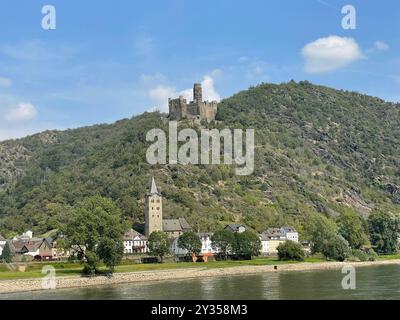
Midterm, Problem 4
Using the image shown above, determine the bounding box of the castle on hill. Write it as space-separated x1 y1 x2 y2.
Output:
168 83 218 122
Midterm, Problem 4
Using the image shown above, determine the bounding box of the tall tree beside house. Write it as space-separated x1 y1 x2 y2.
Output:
368 211 400 254
148 231 170 263
211 230 235 259
277 240 305 261
321 234 351 262
305 214 338 254
337 211 369 249
1 242 12 263
178 231 202 258
62 195 127 275
233 231 262 259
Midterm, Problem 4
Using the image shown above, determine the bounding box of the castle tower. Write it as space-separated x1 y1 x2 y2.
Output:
193 83 202 103
144 177 163 237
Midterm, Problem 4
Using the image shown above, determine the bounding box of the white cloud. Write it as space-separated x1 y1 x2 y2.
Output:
374 41 389 51
0 77 12 87
302 36 364 73
4 103 38 122
147 74 221 112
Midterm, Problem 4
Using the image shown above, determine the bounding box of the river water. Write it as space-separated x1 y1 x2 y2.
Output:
1 264 400 300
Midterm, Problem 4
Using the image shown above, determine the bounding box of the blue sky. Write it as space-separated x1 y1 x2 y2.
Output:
0 0 399 140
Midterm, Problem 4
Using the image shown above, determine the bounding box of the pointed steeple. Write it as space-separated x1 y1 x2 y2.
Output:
149 177 159 194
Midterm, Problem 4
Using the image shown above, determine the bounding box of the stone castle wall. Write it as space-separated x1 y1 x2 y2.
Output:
168 84 218 122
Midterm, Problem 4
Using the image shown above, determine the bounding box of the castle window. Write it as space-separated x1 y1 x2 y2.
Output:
157 207 160 210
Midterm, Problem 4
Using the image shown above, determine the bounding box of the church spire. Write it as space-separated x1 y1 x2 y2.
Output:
149 176 159 194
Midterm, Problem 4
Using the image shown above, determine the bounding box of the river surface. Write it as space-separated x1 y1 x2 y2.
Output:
1 264 400 300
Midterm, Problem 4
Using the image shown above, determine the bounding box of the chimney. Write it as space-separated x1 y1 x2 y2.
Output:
193 83 202 103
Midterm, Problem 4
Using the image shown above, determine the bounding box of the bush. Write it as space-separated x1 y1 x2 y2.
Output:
349 249 369 262
277 241 305 261
321 234 351 261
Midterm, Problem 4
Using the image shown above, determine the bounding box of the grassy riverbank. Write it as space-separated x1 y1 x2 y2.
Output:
0 256 324 280
1 254 400 281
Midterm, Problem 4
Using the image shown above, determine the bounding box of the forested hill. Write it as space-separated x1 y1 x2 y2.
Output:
1 80 400 237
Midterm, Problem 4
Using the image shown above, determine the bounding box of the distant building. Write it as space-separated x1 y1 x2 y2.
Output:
171 232 218 257
163 218 192 239
144 177 192 239
198 233 217 254
123 229 148 254
10 237 53 259
280 226 299 243
144 177 163 238
224 224 247 233
168 83 218 122
259 226 299 255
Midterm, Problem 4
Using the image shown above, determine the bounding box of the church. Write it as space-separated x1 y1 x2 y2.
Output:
144 177 192 238
123 177 191 254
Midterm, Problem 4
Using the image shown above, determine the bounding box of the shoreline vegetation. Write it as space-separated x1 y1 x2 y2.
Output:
1 256 400 294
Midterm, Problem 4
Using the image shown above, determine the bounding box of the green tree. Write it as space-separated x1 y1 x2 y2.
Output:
337 211 369 249
211 230 236 259
233 231 262 258
148 231 170 262
62 195 127 275
368 211 400 254
277 240 305 261
321 234 351 261
1 242 13 263
178 231 202 257
305 214 337 254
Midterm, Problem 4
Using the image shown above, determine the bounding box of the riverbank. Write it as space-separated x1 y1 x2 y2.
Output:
1 259 400 294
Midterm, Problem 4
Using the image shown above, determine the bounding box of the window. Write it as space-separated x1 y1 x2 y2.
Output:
157 207 160 210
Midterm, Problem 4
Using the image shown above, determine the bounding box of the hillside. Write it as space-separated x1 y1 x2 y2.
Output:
0 81 399 237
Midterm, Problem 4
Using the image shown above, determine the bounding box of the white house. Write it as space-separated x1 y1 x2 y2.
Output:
171 233 219 256
280 226 299 243
198 233 219 254
123 229 148 254
224 224 247 233
13 230 33 241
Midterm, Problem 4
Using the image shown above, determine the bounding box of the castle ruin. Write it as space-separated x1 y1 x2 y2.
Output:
168 83 218 122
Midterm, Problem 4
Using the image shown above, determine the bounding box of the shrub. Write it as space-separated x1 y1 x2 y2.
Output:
321 234 351 261
350 249 369 262
277 241 305 261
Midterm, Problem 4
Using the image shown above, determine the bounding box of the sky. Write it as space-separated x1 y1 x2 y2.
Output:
0 0 399 141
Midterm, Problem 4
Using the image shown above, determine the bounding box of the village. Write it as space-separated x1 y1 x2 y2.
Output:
0 177 307 264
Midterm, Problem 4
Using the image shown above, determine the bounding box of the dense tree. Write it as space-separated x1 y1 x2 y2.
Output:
178 231 202 257
368 211 400 254
211 230 236 259
305 214 337 254
277 240 305 261
62 195 127 275
337 211 369 249
233 231 262 258
148 231 170 262
1 242 12 263
321 234 351 261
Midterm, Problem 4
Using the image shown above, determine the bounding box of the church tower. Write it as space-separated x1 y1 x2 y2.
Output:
144 177 163 237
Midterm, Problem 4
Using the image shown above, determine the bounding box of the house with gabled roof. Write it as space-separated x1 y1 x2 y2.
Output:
123 229 148 254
